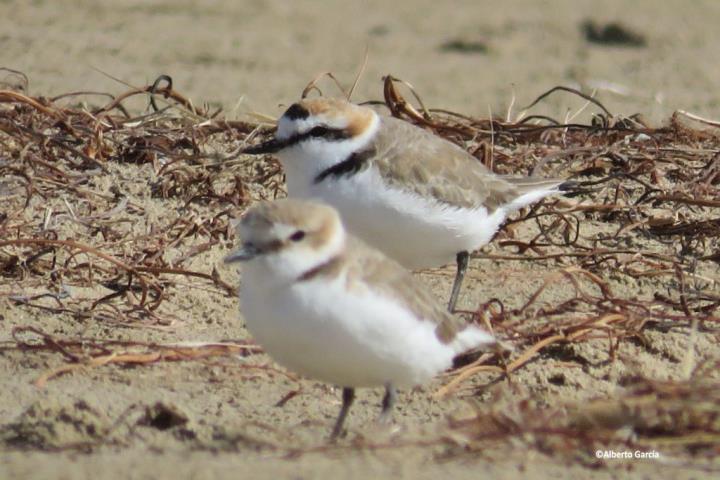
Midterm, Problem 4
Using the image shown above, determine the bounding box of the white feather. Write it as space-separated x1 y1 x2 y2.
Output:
281 150 507 269
241 265 459 387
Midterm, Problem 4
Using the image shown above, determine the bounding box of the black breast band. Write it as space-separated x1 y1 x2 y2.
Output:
314 146 377 184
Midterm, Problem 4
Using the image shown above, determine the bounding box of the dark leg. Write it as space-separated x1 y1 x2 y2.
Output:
378 383 397 424
448 251 469 312
330 387 355 440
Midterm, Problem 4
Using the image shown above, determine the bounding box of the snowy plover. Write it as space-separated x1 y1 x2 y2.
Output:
224 199 495 439
243 98 572 311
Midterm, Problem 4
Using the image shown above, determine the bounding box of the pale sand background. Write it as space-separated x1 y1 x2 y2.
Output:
5 0 720 121
2 1 719 479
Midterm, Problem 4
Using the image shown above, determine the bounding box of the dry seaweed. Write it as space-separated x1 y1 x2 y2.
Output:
1 75 280 325
443 365 720 468
1 72 719 465
4 325 261 388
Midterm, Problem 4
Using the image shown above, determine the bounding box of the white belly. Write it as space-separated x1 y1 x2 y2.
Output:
286 166 507 269
240 269 455 388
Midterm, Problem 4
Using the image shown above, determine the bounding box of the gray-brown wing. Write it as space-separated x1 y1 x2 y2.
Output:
343 237 467 344
371 117 522 211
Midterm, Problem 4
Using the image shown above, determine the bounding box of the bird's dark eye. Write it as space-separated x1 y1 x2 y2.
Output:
308 126 330 137
289 230 306 242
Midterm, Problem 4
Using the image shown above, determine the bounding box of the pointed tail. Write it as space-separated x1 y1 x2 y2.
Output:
499 176 575 210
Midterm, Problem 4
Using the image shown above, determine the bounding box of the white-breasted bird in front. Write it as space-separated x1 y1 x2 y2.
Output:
225 199 495 439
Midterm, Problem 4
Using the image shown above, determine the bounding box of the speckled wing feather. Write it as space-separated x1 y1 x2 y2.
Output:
371 116 561 211
341 237 470 344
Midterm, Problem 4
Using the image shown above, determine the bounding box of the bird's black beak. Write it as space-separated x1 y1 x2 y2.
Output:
224 244 261 263
242 137 287 155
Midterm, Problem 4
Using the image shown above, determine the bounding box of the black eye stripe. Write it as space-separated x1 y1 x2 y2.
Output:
309 126 329 137
307 126 351 141
308 126 351 140
281 125 352 148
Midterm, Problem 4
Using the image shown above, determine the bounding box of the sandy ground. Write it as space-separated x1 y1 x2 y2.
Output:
2 1 720 479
